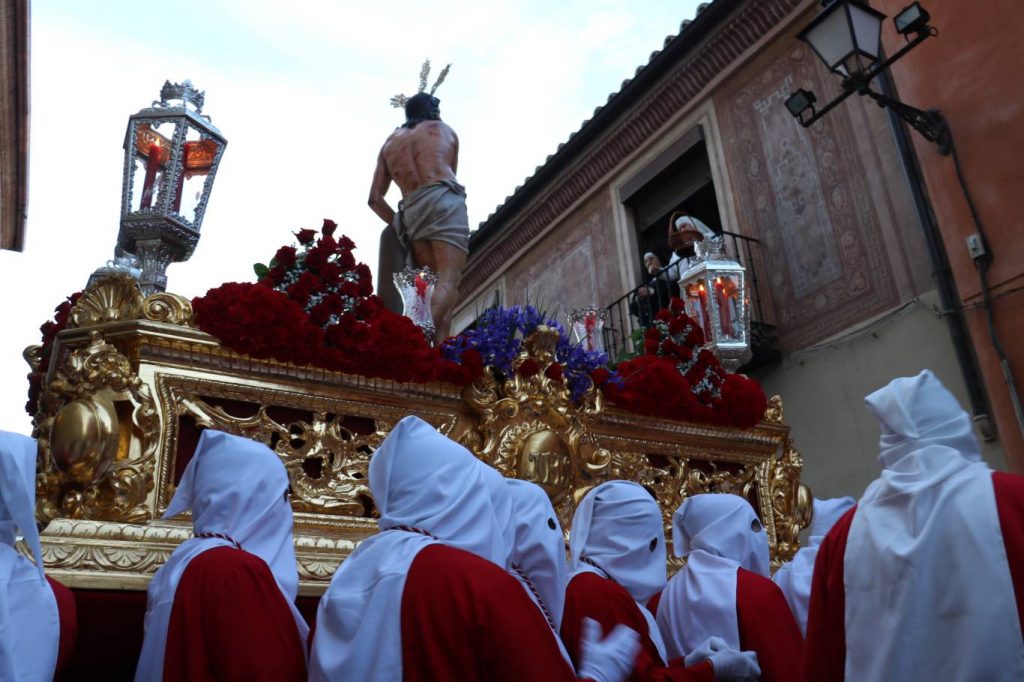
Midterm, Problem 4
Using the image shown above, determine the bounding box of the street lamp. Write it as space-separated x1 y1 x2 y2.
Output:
118 80 227 294
798 0 886 78
784 1 949 154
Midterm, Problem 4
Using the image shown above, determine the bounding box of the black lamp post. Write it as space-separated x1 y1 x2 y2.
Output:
784 1 949 154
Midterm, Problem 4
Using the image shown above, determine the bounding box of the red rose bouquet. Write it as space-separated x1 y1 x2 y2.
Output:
193 220 480 386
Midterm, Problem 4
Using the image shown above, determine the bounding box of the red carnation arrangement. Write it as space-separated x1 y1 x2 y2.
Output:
193 220 481 386
605 298 767 428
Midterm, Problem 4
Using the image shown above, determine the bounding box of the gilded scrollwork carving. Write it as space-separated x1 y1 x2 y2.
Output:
63 274 196 330
463 325 610 527
142 292 196 327
178 396 381 516
763 394 785 425
36 332 158 524
68 275 145 328
768 437 811 568
23 344 42 374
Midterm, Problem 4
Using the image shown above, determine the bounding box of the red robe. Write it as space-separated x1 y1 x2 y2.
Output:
734 568 805 682
562 572 715 682
649 569 803 682
46 576 77 680
400 544 580 681
804 472 1024 681
163 546 307 682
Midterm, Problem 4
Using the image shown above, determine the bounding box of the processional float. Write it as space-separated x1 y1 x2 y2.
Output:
24 82 811 595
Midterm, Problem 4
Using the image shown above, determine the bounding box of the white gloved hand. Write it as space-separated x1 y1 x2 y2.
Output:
684 636 730 667
707 649 761 681
577 617 641 682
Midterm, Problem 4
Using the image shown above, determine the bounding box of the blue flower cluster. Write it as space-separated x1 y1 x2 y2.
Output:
440 304 617 402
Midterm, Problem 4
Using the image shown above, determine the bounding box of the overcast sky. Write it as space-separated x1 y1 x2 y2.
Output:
0 0 704 434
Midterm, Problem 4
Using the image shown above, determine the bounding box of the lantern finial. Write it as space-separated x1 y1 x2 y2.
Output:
159 79 205 113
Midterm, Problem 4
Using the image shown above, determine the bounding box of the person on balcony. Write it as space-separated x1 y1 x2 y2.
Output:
664 214 719 282
309 416 641 682
770 496 855 635
0 432 77 681
563 480 762 681
804 370 1024 681
655 494 804 682
630 253 677 327
135 430 308 682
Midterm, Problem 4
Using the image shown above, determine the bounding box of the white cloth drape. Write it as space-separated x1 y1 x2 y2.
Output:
135 430 307 682
0 432 58 682
845 370 1024 681
309 416 514 681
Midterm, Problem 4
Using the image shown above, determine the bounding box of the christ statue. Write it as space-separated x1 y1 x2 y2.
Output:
369 90 468 341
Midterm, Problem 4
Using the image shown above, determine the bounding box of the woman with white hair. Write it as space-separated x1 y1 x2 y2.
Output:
656 493 803 682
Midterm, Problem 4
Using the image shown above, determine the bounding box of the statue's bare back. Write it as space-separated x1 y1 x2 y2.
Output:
367 100 465 342
380 121 459 197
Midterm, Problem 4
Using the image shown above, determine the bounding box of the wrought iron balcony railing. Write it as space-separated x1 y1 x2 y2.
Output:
603 231 780 370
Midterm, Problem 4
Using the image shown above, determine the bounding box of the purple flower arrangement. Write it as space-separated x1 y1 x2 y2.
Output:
440 304 616 402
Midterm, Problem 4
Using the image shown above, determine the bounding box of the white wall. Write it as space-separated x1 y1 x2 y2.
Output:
753 289 1006 501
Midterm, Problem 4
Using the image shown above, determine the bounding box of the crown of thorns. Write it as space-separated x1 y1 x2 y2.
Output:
390 59 451 108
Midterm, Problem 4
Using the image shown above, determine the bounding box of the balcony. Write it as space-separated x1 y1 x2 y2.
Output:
603 231 780 371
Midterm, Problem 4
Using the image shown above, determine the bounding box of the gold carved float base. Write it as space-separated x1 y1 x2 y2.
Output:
28 275 811 595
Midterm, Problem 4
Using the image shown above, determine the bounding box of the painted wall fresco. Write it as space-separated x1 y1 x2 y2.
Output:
717 41 900 350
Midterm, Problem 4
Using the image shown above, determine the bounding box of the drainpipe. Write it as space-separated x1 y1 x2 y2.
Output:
876 70 994 439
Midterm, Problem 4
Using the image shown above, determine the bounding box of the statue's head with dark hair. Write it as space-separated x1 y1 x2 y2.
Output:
403 93 441 129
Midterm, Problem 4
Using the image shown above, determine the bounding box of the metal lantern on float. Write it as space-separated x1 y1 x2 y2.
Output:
678 239 752 372
118 80 227 294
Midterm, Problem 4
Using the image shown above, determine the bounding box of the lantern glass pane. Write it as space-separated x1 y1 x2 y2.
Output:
714 273 743 341
683 279 712 341
849 3 883 62
176 124 218 224
129 155 148 213
131 120 177 212
804 4 855 73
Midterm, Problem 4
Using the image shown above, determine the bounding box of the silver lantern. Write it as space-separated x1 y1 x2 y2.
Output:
118 80 227 294
678 239 752 372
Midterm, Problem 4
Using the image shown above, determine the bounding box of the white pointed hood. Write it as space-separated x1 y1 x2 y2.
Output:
771 496 854 634
845 370 1024 681
0 431 59 681
309 416 514 681
657 493 768 657
507 479 569 631
570 480 669 662
135 429 306 682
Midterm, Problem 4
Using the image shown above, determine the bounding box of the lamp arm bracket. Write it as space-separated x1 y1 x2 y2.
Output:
863 88 951 154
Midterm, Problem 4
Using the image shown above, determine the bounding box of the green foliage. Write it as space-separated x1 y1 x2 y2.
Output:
615 326 646 364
